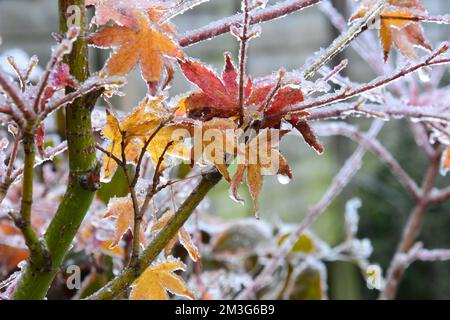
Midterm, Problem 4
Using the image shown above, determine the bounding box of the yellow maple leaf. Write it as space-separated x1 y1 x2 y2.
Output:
130 260 194 300
146 124 192 170
151 211 200 261
100 96 187 180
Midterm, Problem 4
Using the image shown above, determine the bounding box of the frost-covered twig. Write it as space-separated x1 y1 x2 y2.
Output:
237 0 251 126
307 102 450 124
0 141 68 205
429 186 450 204
39 76 125 121
302 0 385 79
380 148 443 300
273 45 450 118
237 120 384 299
179 0 321 47
414 248 450 262
320 0 392 77
313 122 421 200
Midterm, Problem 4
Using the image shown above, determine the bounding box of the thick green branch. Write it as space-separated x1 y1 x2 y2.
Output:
13 0 100 300
87 170 222 300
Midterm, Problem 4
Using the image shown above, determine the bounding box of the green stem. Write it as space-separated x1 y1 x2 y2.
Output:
15 128 48 268
13 0 99 300
87 170 222 300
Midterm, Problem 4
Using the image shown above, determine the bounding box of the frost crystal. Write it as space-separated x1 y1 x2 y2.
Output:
345 198 361 237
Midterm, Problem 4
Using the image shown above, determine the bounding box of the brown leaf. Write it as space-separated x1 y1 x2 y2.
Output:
351 0 432 62
230 130 292 217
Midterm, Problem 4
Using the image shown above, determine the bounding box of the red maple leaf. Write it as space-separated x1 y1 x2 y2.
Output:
178 54 305 122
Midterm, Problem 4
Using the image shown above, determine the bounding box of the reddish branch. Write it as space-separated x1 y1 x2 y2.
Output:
313 122 421 200
380 149 443 300
238 120 384 299
307 103 450 124
178 0 321 47
273 45 450 117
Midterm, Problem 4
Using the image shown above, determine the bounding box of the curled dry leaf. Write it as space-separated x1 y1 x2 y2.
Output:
103 197 147 248
191 117 238 182
130 260 194 300
230 129 293 217
351 0 432 62
151 211 200 261
290 116 324 155
89 10 183 84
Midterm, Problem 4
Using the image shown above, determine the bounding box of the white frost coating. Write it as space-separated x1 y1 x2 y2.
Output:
180 0 318 46
345 197 361 238
0 49 43 82
300 0 386 79
350 238 373 260
159 0 211 24
0 138 8 179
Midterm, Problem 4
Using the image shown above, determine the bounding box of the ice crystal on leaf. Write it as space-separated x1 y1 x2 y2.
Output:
151 210 200 261
89 10 184 86
103 196 147 248
351 0 432 62
130 259 194 300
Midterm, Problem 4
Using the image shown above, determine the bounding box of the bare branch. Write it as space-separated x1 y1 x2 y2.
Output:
307 102 450 124
0 69 30 120
380 149 443 300
40 76 125 121
237 120 384 299
313 122 422 200
273 45 450 118
179 0 321 47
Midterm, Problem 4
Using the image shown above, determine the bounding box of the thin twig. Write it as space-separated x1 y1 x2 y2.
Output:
273 46 450 118
237 120 384 299
313 122 421 200
237 0 250 126
95 143 123 166
179 0 321 47
380 148 443 300
0 69 30 120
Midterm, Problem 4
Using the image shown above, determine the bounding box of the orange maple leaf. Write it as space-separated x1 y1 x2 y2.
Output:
351 0 432 62
89 10 184 84
441 147 450 175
